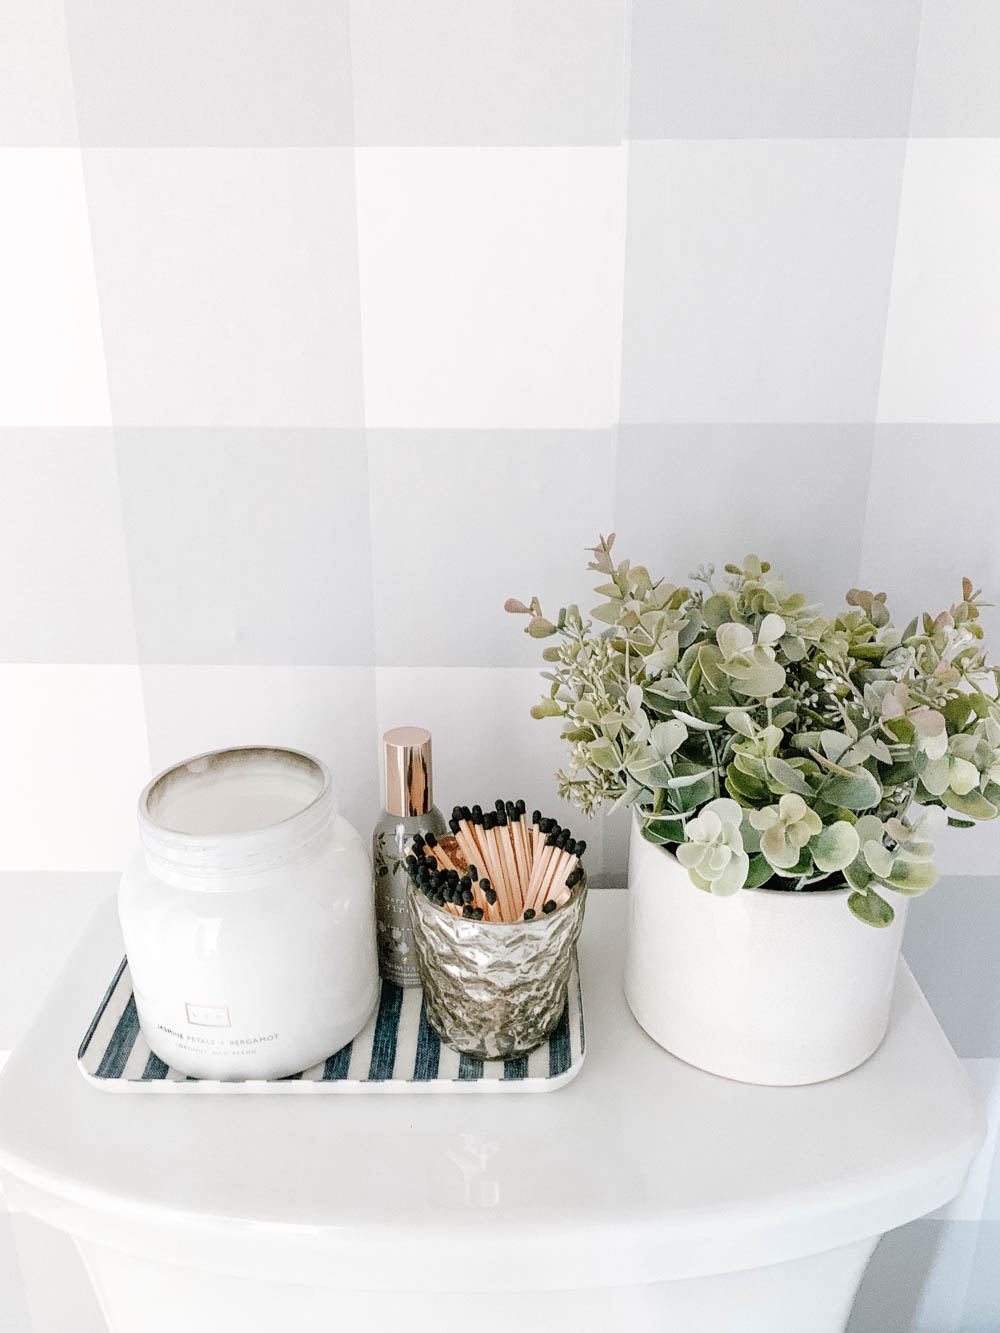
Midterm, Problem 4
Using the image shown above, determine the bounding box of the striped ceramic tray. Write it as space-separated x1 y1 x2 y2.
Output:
77 953 585 1094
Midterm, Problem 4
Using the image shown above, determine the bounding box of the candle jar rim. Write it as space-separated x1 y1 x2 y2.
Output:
138 745 336 879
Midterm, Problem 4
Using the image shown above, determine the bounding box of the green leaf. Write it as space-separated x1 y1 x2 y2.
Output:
626 758 675 789
591 602 621 625
947 816 976 829
698 643 726 690
530 698 563 720
770 847 815 877
725 659 786 698
673 711 720 731
811 820 861 873
702 593 734 629
848 889 895 928
844 853 875 892
671 761 717 811
765 757 815 797
726 762 770 803
541 645 562 662
640 820 673 846
650 719 687 759
527 616 557 638
942 695 973 733
940 788 999 820
734 751 769 781
725 709 755 738
885 859 938 895
644 678 689 706
743 854 775 889
884 716 916 746
818 767 882 811
588 739 621 771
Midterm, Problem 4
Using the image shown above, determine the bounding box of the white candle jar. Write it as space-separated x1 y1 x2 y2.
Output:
119 747 379 1081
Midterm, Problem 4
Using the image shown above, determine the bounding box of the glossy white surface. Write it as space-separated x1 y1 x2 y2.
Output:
75 1233 878 1333
626 816 909 1085
0 893 985 1296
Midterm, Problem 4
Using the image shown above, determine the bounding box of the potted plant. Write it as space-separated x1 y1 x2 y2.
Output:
507 537 1000 1085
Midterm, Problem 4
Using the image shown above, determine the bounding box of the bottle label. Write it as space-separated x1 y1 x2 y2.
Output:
373 830 422 987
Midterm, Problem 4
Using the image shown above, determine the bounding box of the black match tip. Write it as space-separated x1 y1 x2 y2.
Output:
425 831 437 847
449 817 460 834
516 799 526 815
462 805 473 821
472 907 484 920
543 899 557 914
495 798 506 814
452 805 464 821
505 799 516 817
546 831 558 847
472 804 483 819
462 888 473 905
462 904 474 918
532 809 541 824
448 869 460 885
523 908 536 920
480 877 491 891
468 864 479 880
485 811 497 829
497 809 508 827
575 840 587 857
566 867 583 888
412 833 425 847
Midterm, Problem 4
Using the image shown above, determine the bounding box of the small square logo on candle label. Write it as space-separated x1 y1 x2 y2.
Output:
185 1002 231 1027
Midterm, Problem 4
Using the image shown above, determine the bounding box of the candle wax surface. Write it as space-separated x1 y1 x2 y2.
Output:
149 754 324 836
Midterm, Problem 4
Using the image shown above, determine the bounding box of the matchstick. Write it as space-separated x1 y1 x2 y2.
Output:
425 831 458 873
550 865 584 908
507 800 531 900
522 823 559 913
525 831 571 917
483 813 517 921
549 842 585 901
450 812 484 880
494 805 523 917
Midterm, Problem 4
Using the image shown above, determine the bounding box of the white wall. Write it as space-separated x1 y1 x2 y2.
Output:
2 2 1000 1328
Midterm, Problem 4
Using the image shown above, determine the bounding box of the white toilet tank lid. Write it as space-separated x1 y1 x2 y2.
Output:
0 894 985 1293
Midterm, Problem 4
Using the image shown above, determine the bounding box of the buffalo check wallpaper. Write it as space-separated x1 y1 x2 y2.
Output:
1 3 1000 1329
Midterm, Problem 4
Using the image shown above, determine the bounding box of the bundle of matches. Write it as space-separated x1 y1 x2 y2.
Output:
406 801 585 923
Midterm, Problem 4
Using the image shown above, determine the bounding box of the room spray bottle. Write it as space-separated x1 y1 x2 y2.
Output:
373 726 445 987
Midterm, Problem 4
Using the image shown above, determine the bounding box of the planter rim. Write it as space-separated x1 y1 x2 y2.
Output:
631 809 851 900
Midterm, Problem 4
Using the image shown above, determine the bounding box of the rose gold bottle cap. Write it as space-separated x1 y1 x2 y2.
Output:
383 726 433 818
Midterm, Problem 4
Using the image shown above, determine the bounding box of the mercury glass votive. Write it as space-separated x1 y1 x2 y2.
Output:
407 877 587 1060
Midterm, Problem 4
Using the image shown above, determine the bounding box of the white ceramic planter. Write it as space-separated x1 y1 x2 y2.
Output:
625 813 908 1085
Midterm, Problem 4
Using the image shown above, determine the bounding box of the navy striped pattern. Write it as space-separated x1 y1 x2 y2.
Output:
78 954 586 1093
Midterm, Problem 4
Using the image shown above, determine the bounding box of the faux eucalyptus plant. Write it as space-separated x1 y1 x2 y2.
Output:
507 537 1000 926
